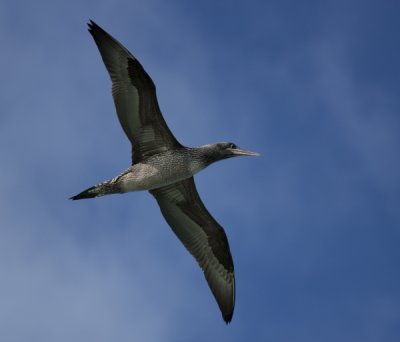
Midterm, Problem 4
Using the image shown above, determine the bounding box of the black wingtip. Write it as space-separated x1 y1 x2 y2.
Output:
87 19 96 33
87 20 107 35
224 318 232 324
223 311 233 324
88 20 103 36
88 19 96 28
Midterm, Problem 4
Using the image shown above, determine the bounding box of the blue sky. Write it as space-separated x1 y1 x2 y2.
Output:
1 0 399 341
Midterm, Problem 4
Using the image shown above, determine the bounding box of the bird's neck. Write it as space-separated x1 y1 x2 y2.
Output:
187 146 222 167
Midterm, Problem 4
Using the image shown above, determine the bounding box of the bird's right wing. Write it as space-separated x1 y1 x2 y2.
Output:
150 178 235 323
88 21 182 164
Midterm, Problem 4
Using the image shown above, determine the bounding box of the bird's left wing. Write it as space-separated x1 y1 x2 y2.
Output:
88 21 182 163
150 178 235 323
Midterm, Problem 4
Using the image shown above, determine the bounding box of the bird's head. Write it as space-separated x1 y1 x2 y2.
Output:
202 142 260 163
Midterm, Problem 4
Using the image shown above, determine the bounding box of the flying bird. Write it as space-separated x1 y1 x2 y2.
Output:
71 20 259 323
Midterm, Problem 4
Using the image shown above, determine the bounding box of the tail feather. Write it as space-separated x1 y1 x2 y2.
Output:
70 181 120 200
70 186 99 200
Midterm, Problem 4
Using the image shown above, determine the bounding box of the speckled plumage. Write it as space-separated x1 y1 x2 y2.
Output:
70 21 259 323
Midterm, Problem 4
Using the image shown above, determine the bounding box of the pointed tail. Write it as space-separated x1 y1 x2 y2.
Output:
70 186 100 200
70 181 120 200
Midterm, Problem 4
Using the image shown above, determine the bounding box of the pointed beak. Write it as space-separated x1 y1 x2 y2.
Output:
230 148 260 157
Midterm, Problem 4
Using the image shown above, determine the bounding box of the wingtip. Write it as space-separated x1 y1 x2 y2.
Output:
87 19 95 27
223 313 233 324
87 19 99 34
87 20 94 32
222 303 234 324
220 274 235 324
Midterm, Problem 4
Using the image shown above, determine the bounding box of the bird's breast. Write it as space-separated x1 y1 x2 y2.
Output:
118 151 205 192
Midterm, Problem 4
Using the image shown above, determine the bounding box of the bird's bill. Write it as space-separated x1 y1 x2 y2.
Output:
230 148 260 157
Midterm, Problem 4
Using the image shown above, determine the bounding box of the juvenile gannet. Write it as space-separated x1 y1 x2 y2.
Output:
71 20 259 323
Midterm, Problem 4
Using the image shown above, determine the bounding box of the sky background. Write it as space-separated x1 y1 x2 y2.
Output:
1 0 399 341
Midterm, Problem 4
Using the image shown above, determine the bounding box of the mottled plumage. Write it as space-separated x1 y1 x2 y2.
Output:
71 20 259 323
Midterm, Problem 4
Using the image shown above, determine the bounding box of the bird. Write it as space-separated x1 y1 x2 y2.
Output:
71 20 259 323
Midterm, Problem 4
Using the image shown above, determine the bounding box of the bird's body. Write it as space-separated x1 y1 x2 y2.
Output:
73 146 222 198
71 21 259 323
119 149 201 191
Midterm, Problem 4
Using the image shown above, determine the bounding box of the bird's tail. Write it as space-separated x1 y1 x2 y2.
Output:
70 180 120 200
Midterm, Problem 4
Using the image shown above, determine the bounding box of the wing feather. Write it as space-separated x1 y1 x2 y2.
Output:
88 21 182 163
150 178 235 323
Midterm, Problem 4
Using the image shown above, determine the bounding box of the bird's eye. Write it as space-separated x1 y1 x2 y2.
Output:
229 143 237 149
